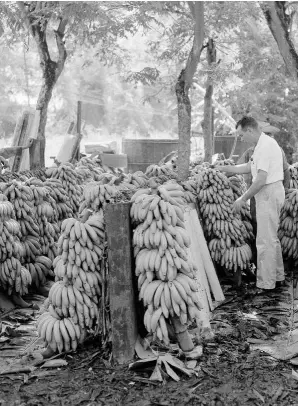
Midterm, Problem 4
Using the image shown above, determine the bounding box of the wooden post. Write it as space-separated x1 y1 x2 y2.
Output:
105 202 138 364
67 121 75 134
76 101 82 134
10 111 31 172
74 101 82 162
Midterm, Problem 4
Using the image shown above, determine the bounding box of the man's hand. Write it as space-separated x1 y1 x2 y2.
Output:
233 196 246 214
0 156 10 169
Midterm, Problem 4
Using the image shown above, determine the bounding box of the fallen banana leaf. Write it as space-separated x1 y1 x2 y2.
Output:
149 359 163 382
41 359 68 368
0 365 36 375
135 335 157 360
162 359 180 382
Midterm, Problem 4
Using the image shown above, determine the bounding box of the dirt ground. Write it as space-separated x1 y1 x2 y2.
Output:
1 281 298 406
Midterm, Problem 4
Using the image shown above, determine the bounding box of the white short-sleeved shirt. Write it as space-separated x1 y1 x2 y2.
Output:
251 133 284 184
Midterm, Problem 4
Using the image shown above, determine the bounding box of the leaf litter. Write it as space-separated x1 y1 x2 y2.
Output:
1 279 298 405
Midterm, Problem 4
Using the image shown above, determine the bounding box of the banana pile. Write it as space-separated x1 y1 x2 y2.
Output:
145 164 178 179
0 194 32 296
45 163 83 215
130 183 203 345
196 169 253 272
37 213 105 353
278 188 298 262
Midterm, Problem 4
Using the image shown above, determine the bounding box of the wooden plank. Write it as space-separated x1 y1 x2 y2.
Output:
105 202 138 364
75 101 82 161
10 111 32 172
76 101 82 134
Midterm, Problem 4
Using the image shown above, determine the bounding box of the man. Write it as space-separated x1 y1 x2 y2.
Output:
217 116 285 291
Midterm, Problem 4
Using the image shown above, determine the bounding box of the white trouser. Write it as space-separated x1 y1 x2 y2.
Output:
255 181 285 289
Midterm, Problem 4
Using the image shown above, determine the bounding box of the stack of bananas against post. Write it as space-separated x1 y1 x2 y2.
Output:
130 182 203 346
25 178 57 262
45 163 83 216
0 194 32 296
145 164 178 180
37 213 105 353
278 188 298 264
196 169 253 273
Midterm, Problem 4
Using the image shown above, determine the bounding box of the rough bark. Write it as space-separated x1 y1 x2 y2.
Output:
18 2 67 169
175 1 204 181
201 38 216 163
260 2 298 80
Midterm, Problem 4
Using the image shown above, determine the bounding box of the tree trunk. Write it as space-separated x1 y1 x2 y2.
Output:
176 71 192 180
260 2 298 80
202 38 216 163
175 1 204 181
18 2 67 169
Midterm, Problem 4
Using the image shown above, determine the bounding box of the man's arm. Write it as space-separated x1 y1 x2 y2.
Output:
233 169 267 214
217 161 251 175
242 170 267 202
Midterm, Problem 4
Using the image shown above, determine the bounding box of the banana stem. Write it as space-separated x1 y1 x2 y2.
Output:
170 316 194 352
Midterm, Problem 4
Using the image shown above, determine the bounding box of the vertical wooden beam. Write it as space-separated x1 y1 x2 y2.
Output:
75 101 82 161
11 111 31 172
76 101 82 134
105 202 138 364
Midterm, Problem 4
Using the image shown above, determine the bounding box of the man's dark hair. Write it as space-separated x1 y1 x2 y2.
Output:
235 116 259 130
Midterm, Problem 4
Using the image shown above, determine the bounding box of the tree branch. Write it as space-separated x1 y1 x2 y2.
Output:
54 17 68 80
260 1 298 80
183 1 204 90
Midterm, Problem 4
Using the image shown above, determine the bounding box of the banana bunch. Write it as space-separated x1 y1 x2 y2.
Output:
79 182 117 213
190 162 211 176
24 255 53 288
130 184 203 345
196 169 253 272
125 171 148 188
45 163 83 215
25 178 57 261
228 175 247 199
37 213 105 353
181 179 197 203
0 180 40 239
0 180 55 291
145 164 178 179
0 194 32 296
289 164 298 189
278 188 298 261
37 312 86 353
47 280 100 329
44 178 73 228
75 157 106 183
0 260 32 296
